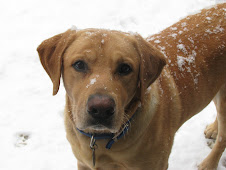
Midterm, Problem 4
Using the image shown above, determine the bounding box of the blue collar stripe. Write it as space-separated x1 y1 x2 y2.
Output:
77 112 136 149
77 128 114 140
105 125 130 149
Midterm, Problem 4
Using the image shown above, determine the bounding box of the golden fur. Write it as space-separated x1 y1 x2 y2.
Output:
37 3 226 170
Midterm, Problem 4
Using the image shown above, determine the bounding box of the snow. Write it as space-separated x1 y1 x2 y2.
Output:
177 56 186 71
154 39 161 44
70 25 78 31
170 33 178 39
188 37 195 44
206 16 212 20
90 78 97 85
1 0 225 170
85 31 95 36
181 22 187 27
86 78 97 88
177 44 188 54
214 25 225 33
171 27 178 31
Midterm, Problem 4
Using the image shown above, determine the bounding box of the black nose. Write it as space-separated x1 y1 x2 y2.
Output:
87 94 115 120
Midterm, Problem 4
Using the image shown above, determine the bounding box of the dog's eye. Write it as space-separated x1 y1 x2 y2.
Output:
117 63 132 76
72 60 88 72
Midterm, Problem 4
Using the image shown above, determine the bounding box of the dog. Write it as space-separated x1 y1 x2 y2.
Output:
37 3 226 170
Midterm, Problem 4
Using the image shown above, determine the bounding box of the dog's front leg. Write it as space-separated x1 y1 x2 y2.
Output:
199 84 226 170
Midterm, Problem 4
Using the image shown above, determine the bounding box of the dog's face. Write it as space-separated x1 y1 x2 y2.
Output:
62 30 141 133
37 29 165 134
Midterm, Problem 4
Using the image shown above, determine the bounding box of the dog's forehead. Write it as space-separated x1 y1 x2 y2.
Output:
72 29 138 53
65 29 140 64
77 29 134 40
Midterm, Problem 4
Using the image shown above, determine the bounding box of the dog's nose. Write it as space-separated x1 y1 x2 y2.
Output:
87 95 115 120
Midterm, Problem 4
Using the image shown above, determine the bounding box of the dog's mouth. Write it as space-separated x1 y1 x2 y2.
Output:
85 124 117 134
79 114 120 134
75 93 141 135
77 123 119 135
77 94 120 134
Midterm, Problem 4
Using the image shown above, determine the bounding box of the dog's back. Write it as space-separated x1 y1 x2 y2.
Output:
147 4 226 169
148 3 226 122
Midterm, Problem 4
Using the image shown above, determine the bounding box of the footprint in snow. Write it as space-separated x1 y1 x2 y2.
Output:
14 132 30 147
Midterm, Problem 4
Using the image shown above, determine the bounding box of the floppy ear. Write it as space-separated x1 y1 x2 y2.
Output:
134 34 166 103
37 30 76 95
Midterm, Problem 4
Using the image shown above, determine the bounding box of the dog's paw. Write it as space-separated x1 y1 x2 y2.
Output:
198 161 217 170
204 122 218 140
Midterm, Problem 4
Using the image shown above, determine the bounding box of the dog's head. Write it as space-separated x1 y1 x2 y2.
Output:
37 29 165 134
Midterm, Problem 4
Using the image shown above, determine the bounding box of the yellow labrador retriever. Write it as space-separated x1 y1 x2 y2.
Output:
37 3 226 170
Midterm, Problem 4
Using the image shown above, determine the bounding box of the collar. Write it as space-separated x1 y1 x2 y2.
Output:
76 99 140 167
76 112 136 149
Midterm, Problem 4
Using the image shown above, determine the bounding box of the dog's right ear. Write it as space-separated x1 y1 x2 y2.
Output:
37 30 76 95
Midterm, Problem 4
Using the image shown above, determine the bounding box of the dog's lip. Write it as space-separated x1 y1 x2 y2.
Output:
78 124 118 134
90 124 108 130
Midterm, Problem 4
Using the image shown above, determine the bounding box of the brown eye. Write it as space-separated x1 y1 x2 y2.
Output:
72 60 88 72
117 63 132 76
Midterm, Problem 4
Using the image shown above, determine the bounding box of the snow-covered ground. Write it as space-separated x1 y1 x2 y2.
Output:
0 0 225 169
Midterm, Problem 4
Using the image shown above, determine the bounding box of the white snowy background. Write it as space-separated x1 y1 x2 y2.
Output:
0 0 225 169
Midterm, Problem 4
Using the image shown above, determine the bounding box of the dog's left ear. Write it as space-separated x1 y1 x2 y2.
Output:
37 30 76 95
134 34 166 103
